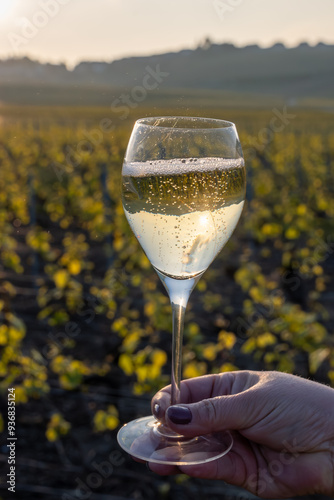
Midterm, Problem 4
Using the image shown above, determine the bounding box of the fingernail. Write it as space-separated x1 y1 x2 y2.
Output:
146 462 152 472
166 405 192 425
153 403 162 419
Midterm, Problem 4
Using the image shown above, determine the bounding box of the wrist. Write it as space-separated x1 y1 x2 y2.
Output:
324 389 334 496
329 437 334 496
308 380 334 496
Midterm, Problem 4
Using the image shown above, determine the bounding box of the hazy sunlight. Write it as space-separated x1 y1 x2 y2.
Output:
0 0 14 21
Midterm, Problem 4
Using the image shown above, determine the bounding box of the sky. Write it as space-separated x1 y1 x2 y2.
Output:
0 0 333 67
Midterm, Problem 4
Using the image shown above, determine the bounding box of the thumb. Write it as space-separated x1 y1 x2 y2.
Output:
165 394 251 437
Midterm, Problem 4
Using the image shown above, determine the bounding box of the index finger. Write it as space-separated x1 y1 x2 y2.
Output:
151 372 237 419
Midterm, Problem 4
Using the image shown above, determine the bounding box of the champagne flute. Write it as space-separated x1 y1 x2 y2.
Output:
117 116 246 465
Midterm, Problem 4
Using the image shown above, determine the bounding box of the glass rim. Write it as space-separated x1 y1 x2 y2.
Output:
135 116 236 131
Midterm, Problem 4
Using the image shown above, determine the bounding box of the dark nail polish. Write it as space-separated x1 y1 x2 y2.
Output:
167 405 192 425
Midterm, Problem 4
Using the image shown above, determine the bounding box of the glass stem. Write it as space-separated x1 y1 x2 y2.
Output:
155 269 204 408
170 301 186 406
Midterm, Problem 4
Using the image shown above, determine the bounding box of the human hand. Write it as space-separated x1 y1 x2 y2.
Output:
150 371 334 498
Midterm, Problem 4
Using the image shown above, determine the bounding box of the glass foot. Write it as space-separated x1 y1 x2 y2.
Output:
117 415 233 465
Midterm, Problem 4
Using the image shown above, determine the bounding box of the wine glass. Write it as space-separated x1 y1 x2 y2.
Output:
117 116 246 465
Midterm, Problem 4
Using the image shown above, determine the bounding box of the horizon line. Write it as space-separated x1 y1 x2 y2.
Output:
0 39 333 69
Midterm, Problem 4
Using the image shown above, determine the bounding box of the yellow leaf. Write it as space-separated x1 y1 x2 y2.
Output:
113 235 124 251
241 338 256 354
272 295 284 308
136 365 149 383
68 259 81 275
8 326 24 343
152 349 167 367
133 383 145 395
105 415 119 430
183 361 206 379
54 269 69 289
313 265 323 276
140 254 150 269
262 223 282 237
60 217 70 229
93 410 105 431
249 286 264 302
203 344 217 361
264 352 276 364
278 356 295 373
46 428 58 442
144 302 155 317
51 413 61 425
149 365 160 379
296 204 307 216
107 405 118 416
186 322 200 339
197 280 206 291
122 331 141 350
131 275 141 287
60 423 71 434
315 278 326 292
285 227 300 240
257 332 276 349
218 331 237 350
119 353 133 376
14 387 28 404
220 362 238 373
318 199 328 211
0 325 8 345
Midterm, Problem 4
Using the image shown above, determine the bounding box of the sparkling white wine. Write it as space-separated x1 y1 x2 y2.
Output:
122 157 245 279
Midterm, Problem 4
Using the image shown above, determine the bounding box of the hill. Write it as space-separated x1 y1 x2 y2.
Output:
0 41 333 106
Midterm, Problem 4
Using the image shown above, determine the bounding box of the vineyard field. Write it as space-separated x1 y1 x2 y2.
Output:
0 104 333 499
